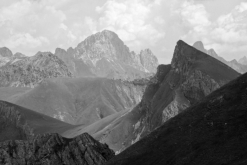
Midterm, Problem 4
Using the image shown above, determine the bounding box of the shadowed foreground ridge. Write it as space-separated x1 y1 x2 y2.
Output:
0 100 114 164
0 133 114 165
106 72 247 165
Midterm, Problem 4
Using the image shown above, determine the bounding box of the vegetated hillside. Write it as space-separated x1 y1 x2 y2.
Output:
193 41 247 73
68 40 240 153
55 30 159 80
11 77 147 125
0 52 72 87
106 71 247 165
0 100 74 142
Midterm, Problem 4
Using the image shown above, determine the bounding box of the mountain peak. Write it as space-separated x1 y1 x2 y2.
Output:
172 40 205 70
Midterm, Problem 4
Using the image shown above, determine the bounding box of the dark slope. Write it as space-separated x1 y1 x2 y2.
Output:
78 40 239 153
11 77 146 125
0 100 74 142
0 133 114 165
106 71 247 165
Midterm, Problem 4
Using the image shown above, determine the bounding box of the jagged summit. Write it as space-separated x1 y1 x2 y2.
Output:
55 30 159 80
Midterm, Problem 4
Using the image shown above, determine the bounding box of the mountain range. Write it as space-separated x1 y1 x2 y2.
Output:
0 30 158 89
0 29 246 165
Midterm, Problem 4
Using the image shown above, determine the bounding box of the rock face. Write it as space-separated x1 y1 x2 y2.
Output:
81 40 239 153
193 41 247 73
10 77 147 125
55 30 159 80
0 133 114 165
0 52 72 87
106 71 247 165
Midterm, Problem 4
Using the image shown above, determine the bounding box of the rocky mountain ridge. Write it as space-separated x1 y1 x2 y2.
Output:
55 30 159 80
0 52 72 87
0 30 159 87
106 68 247 165
0 133 114 165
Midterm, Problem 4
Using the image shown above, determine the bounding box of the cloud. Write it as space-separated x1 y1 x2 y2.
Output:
175 1 247 54
4 33 49 49
0 0 74 55
92 0 165 50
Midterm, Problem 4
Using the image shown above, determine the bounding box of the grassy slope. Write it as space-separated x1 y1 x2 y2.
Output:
11 77 144 126
0 100 74 142
107 72 247 165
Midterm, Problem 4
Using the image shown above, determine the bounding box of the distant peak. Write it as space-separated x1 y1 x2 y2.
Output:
0 47 13 57
238 56 247 65
140 48 153 55
193 41 205 51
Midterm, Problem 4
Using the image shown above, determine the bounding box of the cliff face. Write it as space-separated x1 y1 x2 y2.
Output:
55 30 159 80
0 52 72 87
106 69 247 165
81 40 240 153
0 133 114 165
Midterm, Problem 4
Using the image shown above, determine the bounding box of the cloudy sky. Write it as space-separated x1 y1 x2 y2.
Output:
0 0 246 64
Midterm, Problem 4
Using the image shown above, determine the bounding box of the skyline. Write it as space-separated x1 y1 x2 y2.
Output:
0 0 246 64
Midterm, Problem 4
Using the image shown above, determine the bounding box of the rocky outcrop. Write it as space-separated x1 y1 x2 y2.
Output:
87 40 239 153
0 52 72 87
55 30 159 80
193 41 247 73
0 133 114 165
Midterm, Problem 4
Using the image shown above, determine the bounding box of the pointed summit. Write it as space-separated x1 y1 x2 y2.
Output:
54 30 159 80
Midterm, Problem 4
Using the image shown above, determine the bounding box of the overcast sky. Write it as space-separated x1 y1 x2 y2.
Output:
0 0 246 64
